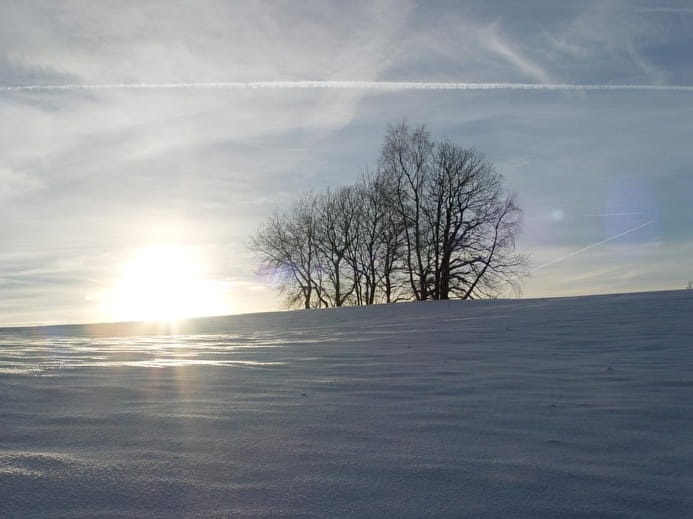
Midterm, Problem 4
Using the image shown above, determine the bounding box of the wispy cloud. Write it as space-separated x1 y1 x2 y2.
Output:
634 6 693 14
584 212 644 217
485 23 553 83
538 1 690 85
626 42 667 85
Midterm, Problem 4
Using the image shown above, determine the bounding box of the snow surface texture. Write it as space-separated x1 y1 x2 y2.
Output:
1 290 692 518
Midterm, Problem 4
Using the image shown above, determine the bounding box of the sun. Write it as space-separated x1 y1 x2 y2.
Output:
105 245 227 322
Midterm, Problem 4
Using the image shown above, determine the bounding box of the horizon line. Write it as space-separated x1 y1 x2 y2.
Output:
2 80 693 93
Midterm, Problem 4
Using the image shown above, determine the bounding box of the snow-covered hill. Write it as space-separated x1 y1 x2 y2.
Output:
1 290 692 518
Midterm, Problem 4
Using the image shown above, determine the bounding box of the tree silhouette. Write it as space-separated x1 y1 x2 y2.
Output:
250 122 528 308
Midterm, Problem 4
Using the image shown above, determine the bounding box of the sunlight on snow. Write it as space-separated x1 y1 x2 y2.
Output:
0 333 284 373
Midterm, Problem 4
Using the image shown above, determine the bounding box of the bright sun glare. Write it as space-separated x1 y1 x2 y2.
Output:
105 245 227 322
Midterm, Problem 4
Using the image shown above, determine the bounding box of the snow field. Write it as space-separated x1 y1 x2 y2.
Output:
1 290 692 518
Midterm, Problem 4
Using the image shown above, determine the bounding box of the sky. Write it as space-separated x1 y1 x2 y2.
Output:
1 0 692 325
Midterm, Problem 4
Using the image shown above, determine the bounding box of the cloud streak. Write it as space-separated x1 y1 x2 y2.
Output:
2 81 693 93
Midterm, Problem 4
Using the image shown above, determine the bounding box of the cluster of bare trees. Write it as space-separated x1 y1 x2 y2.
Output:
250 122 528 309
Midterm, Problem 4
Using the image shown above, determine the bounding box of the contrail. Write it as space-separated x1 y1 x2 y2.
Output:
2 81 693 92
533 219 654 272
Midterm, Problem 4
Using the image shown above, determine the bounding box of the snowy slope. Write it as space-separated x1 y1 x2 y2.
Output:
1 290 692 518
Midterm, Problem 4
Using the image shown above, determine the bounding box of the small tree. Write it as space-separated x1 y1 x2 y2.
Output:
249 193 320 309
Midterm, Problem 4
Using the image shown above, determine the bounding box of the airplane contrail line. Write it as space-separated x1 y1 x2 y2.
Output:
2 81 693 92
533 219 654 272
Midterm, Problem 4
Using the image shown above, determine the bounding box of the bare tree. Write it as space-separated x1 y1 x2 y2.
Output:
349 169 405 305
249 193 320 309
380 122 527 301
347 179 373 305
379 121 434 301
423 142 528 299
450 193 527 299
314 186 358 307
